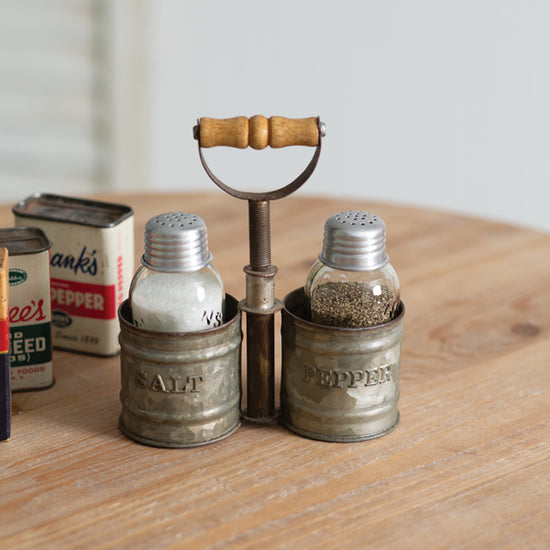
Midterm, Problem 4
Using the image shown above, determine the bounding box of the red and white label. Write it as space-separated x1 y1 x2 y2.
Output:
51 278 117 320
0 319 7 353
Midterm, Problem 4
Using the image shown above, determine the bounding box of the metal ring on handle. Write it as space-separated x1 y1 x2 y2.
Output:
195 117 324 201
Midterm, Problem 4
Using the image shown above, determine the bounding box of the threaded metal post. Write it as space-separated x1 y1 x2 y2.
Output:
244 199 278 421
248 200 271 270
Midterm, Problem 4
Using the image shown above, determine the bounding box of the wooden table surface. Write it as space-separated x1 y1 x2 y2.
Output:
1 192 549 549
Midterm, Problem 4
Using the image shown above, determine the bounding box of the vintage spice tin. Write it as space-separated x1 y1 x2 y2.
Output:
281 288 404 442
118 294 242 448
0 228 53 392
13 193 134 356
0 248 11 439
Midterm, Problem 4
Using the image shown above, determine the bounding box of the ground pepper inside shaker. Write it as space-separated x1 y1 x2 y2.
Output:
305 211 400 328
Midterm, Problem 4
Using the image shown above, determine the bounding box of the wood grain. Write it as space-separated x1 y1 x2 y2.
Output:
199 116 249 149
268 116 318 148
1 192 549 549
198 116 319 149
248 115 269 150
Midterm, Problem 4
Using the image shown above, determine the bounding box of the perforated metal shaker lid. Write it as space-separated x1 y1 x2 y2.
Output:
142 212 212 272
320 211 389 271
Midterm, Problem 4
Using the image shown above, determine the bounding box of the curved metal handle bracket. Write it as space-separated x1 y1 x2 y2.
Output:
195 117 324 201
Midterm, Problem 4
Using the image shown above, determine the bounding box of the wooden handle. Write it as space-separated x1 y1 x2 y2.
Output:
198 116 319 149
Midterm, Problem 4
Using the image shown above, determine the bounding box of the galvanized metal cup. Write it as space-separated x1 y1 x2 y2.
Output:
281 288 404 442
118 294 241 448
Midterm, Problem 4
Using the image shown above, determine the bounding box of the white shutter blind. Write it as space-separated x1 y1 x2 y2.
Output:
0 0 109 201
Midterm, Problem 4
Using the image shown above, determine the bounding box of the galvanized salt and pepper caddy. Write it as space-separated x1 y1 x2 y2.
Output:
118 114 404 447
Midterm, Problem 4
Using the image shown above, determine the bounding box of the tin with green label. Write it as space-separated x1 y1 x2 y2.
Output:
0 227 53 391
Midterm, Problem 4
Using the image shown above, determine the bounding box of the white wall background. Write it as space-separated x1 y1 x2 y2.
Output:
142 0 550 232
1 1 549 233
0 0 109 197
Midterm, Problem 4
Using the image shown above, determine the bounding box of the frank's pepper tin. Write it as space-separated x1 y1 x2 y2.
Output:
0 228 53 392
0 248 11 438
13 193 134 356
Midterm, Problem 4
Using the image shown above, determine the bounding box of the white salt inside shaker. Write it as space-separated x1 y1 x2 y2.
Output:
130 212 224 332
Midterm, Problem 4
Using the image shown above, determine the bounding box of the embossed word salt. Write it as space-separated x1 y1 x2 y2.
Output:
305 211 400 328
130 212 224 333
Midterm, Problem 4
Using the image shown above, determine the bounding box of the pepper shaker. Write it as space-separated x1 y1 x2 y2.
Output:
281 210 404 442
305 211 400 328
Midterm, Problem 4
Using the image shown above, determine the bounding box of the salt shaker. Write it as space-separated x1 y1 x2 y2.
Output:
130 212 224 332
305 211 400 328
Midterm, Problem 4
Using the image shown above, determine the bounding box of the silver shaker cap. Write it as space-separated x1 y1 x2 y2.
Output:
142 212 212 272
320 211 389 271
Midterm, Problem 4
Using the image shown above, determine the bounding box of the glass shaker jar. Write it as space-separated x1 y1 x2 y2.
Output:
130 212 224 332
305 211 400 328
